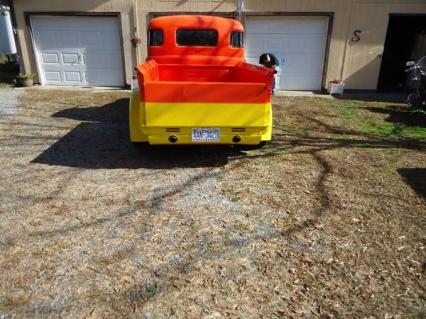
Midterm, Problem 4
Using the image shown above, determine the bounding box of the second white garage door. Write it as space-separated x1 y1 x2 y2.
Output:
31 16 124 87
245 16 329 91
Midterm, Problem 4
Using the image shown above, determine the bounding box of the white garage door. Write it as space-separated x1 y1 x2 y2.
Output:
31 16 124 87
245 16 329 91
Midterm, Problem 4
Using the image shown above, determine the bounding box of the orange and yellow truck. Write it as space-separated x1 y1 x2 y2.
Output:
129 15 274 145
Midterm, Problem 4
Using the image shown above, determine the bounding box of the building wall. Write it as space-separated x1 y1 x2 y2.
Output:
343 0 426 89
135 0 352 89
136 0 426 90
12 0 135 85
12 0 426 90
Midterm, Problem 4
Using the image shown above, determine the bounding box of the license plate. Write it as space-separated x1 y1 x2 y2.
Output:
192 128 220 142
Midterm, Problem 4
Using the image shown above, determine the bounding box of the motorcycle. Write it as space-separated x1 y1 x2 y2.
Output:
405 56 426 109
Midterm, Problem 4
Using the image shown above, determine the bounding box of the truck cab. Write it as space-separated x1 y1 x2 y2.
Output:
129 15 274 145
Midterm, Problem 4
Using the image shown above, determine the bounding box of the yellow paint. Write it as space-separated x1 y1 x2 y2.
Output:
261 102 272 141
145 102 270 127
129 90 148 142
129 91 273 145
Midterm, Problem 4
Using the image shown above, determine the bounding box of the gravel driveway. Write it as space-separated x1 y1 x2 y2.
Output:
0 88 23 116
0 89 425 318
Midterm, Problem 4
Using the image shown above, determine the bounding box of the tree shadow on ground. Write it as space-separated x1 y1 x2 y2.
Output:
52 98 130 123
21 98 426 311
32 98 426 169
397 168 426 198
32 98 247 169
365 105 426 127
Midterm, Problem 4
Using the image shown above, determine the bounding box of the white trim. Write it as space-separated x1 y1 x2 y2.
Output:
29 16 45 85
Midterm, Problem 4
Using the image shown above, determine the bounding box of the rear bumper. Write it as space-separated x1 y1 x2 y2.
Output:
144 127 269 145
147 133 263 145
140 125 271 145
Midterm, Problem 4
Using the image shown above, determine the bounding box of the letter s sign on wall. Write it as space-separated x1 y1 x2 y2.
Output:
351 30 362 43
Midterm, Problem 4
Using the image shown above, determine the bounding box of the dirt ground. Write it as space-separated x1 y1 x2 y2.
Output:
0 89 425 318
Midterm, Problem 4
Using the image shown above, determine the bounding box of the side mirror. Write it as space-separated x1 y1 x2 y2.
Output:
406 61 415 67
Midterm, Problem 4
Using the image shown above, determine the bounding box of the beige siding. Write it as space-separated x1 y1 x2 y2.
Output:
135 0 352 88
136 0 426 90
343 0 426 89
13 0 135 85
13 0 426 90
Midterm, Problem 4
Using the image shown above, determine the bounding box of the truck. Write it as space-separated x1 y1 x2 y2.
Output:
129 15 274 146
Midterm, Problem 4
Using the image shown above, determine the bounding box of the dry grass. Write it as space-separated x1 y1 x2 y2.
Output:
0 88 425 318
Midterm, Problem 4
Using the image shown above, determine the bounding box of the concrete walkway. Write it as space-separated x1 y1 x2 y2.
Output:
277 90 407 102
277 90 333 98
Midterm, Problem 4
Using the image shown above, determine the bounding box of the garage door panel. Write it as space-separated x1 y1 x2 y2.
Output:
64 71 82 82
279 35 327 53
31 16 124 87
281 54 326 70
44 71 62 82
79 31 121 50
41 53 59 64
247 34 326 53
84 51 123 69
32 16 120 32
246 16 328 91
281 72 322 91
84 68 124 87
76 18 120 32
247 18 327 33
62 53 79 65
34 30 81 50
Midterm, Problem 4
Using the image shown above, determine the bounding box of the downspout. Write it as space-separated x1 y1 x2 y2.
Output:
133 0 140 65
237 0 244 22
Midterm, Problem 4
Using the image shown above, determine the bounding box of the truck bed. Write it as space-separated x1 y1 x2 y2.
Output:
137 60 272 104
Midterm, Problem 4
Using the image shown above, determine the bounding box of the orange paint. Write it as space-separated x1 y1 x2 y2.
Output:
132 15 274 146
131 16 275 144
144 82 270 103
147 15 245 66
136 15 274 104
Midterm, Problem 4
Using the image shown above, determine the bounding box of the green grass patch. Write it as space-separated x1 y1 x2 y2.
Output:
145 285 157 298
405 126 426 138
362 122 426 138
328 99 426 139
331 101 361 119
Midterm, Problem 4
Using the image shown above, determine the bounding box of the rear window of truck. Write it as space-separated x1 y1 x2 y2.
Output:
230 31 244 48
148 29 163 46
176 29 218 47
